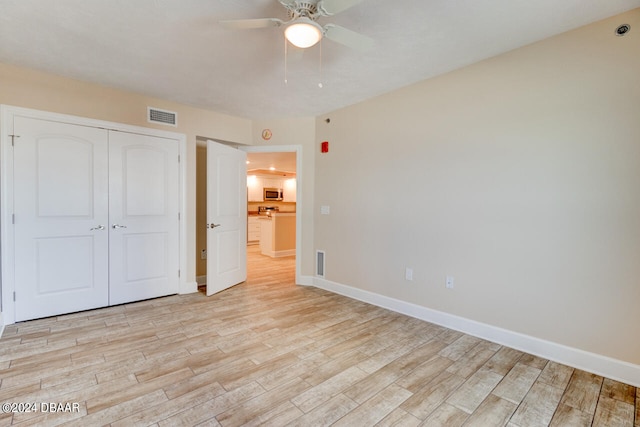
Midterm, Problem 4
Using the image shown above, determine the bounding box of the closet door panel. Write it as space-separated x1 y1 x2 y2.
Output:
13 117 109 321
108 131 180 305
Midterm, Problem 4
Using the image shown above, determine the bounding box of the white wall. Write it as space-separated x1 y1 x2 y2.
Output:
314 9 640 367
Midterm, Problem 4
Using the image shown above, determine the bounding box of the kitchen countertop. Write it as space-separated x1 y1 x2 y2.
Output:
248 212 295 216
254 214 296 220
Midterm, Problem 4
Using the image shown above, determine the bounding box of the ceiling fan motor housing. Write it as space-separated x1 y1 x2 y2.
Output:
288 2 319 20
223 0 374 51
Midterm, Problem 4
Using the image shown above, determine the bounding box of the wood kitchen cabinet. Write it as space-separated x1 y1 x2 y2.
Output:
247 216 261 244
247 174 296 203
247 175 263 202
247 176 286 202
259 218 273 255
261 178 278 190
259 213 295 257
283 178 296 202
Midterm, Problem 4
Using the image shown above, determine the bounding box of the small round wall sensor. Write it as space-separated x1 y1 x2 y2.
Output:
615 24 630 36
325 118 331 123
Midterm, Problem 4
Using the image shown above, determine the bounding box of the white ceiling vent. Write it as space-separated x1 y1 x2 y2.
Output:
147 107 177 127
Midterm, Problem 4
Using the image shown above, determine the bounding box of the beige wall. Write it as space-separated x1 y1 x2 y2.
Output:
314 9 640 365
0 62 253 285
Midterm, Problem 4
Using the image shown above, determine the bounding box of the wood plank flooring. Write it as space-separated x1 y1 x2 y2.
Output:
0 245 637 426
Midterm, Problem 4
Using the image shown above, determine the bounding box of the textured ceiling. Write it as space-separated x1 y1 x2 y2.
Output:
1 0 639 119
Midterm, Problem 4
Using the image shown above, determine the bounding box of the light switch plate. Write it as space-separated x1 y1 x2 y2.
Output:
405 268 413 281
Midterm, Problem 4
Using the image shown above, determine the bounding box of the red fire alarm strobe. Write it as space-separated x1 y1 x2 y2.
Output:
321 141 329 153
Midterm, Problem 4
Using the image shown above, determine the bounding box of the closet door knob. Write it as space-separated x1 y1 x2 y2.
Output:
112 224 127 229
90 225 105 231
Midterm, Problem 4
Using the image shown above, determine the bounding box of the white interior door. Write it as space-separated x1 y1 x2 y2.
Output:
108 131 180 305
206 141 247 295
13 117 109 321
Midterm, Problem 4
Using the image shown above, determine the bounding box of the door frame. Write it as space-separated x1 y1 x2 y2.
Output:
240 145 302 285
0 105 189 326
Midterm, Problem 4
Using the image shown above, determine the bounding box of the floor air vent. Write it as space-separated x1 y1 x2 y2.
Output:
316 250 325 278
148 107 177 126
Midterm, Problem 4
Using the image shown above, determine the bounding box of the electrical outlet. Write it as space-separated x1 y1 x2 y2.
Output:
446 276 454 289
405 268 413 281
200 249 207 260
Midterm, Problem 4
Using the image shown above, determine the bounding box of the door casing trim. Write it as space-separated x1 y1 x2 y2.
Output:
240 145 303 285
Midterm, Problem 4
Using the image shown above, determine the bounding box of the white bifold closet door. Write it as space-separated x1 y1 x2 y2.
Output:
108 131 179 305
13 116 179 322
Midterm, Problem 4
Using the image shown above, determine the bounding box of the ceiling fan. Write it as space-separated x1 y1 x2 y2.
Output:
220 0 374 51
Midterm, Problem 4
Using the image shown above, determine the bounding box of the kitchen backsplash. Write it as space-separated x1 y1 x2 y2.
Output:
248 201 296 213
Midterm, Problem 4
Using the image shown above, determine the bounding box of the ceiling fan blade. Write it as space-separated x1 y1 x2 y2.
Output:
323 24 374 51
219 18 284 30
317 0 367 15
278 0 298 7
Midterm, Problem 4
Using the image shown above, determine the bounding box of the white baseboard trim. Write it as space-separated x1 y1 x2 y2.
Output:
262 249 296 258
312 277 640 387
196 275 207 285
297 275 316 287
181 281 198 294
275 249 296 257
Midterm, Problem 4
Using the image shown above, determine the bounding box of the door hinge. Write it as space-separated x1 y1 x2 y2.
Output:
178 269 181 278
12 213 15 224
178 155 180 163
13 291 16 302
9 134 20 146
178 212 181 220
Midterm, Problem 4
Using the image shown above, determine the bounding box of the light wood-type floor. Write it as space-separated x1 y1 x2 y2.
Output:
1 246 638 426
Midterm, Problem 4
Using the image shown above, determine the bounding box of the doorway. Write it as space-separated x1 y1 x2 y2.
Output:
245 150 297 284
195 143 302 290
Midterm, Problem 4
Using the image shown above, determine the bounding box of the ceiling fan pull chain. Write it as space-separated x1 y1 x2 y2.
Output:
318 39 323 88
284 37 289 84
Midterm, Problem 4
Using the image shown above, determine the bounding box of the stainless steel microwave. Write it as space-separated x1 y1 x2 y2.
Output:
264 187 282 201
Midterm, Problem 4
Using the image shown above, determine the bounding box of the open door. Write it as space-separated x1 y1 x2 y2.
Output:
206 140 247 295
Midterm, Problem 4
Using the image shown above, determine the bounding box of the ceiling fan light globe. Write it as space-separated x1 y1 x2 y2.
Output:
285 19 322 48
